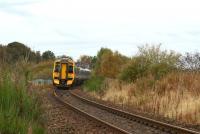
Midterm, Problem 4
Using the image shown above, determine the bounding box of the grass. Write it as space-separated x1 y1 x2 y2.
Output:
86 72 200 124
0 66 45 134
83 76 105 92
30 60 54 79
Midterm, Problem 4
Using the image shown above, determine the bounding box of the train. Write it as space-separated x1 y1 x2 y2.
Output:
52 57 91 88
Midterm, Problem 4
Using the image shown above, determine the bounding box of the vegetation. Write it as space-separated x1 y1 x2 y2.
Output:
83 76 105 92
94 48 130 78
120 45 180 82
84 44 200 124
30 60 54 79
178 52 200 70
0 64 45 134
96 72 200 124
42 50 55 61
0 42 50 133
77 55 97 69
0 42 55 64
83 47 129 92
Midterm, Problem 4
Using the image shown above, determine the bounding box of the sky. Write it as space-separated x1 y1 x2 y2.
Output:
0 0 200 60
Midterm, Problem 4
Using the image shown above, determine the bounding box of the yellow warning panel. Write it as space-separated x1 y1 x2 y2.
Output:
61 64 67 79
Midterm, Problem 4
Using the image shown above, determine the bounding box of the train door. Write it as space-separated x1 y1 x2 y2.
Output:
61 63 67 80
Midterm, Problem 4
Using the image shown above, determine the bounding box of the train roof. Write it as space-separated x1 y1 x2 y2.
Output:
55 57 74 63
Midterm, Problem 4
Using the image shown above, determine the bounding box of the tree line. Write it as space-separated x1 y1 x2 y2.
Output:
1 42 200 75
0 42 55 64
81 45 200 83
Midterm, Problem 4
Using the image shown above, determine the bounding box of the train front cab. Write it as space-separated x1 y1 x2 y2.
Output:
53 60 75 88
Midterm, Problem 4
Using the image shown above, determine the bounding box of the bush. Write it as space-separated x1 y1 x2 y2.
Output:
120 45 180 82
119 56 149 82
83 76 105 92
148 62 175 80
137 44 180 65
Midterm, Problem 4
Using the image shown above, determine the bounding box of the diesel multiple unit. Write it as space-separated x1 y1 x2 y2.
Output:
53 58 75 88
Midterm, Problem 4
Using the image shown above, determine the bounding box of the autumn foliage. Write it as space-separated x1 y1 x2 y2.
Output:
94 48 129 78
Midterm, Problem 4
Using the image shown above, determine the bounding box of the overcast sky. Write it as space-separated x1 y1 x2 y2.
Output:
0 0 200 60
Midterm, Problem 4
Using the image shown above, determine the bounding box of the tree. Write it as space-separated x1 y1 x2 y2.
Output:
94 48 113 75
35 51 41 63
42 50 55 61
0 45 7 63
178 52 200 70
137 44 180 65
0 42 56 64
91 56 97 69
77 55 93 69
120 44 180 82
94 48 129 78
6 42 34 63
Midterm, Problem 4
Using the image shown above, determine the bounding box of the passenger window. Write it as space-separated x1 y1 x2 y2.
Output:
54 64 60 72
68 66 73 73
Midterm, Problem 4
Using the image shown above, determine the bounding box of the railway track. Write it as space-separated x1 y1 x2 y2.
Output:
53 89 128 134
53 88 200 134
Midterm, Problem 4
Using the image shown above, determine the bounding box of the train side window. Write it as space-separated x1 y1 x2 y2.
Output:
68 66 73 73
54 64 60 72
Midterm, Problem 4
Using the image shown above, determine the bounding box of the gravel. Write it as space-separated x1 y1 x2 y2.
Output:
32 86 120 134
59 90 168 134
72 88 200 133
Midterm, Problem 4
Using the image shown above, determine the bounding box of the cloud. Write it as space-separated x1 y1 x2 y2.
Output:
0 1 40 7
54 30 81 40
187 31 200 36
0 0 200 60
0 0 48 17
0 8 32 17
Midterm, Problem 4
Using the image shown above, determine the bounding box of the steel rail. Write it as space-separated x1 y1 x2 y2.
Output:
53 90 132 134
70 91 200 134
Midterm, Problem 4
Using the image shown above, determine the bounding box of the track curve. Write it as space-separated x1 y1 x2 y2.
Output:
53 89 132 134
70 90 200 134
53 88 200 134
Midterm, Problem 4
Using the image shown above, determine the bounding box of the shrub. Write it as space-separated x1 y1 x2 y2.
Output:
148 62 175 80
137 44 180 65
119 56 149 82
120 45 180 82
83 76 105 92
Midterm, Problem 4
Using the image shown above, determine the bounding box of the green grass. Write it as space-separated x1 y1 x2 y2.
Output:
0 70 45 134
30 60 54 79
83 76 105 92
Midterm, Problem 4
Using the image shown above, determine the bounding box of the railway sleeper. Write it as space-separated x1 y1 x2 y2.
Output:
70 92 200 134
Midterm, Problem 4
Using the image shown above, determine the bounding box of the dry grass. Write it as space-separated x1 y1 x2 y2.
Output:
89 72 200 124
30 60 53 79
